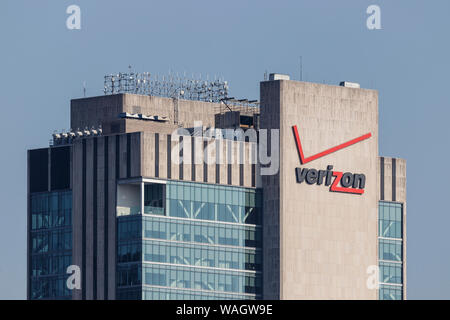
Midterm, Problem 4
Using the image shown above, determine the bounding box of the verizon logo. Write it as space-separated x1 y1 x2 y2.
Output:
292 125 371 195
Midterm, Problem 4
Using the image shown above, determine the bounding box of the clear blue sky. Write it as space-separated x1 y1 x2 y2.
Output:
1 0 449 299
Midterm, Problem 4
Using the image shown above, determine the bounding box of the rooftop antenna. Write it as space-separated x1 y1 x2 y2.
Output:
103 69 229 102
83 81 86 97
264 70 268 81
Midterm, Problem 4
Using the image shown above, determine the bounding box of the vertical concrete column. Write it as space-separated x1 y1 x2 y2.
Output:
170 134 179 180
119 135 127 179
72 140 83 300
182 136 191 181
159 134 168 179
95 137 105 300
231 140 240 186
206 140 215 183
129 133 141 178
194 136 204 182
107 136 117 299
219 138 227 184
260 80 281 300
142 132 155 178
85 138 94 299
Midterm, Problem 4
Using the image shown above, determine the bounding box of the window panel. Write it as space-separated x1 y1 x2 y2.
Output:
380 261 402 284
379 202 403 239
117 182 263 300
379 285 402 300
30 190 72 300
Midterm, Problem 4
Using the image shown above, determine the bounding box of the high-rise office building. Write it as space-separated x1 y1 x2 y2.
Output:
27 73 406 300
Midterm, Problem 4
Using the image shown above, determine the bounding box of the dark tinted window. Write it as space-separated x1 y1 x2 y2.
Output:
51 146 71 190
29 149 48 193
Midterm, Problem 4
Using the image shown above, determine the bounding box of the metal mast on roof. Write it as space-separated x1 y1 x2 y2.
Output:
104 70 229 103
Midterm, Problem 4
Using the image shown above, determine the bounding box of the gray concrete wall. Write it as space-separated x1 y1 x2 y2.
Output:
71 94 124 131
140 131 256 188
95 137 106 299
261 79 379 299
379 157 406 203
260 80 281 299
71 132 141 300
71 94 221 134
72 140 83 300
71 129 255 299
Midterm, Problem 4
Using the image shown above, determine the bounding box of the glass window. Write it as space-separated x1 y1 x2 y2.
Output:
379 239 402 262
379 202 403 239
30 190 72 300
379 284 403 300
380 261 402 284
117 182 263 300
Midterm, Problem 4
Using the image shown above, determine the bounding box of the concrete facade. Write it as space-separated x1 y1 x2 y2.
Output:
71 94 220 135
69 129 257 299
28 76 406 300
261 80 380 299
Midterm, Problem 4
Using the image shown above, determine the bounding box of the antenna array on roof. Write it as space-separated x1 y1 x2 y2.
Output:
103 71 229 103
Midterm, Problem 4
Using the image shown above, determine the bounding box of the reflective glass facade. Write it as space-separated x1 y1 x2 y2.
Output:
378 201 403 300
29 190 72 299
379 284 402 300
116 181 262 300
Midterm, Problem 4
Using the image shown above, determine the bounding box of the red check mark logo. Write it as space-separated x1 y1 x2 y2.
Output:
292 125 372 164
